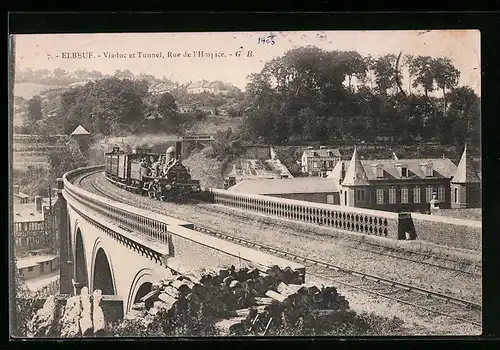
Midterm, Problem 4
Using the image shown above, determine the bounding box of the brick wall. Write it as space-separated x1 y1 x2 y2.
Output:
410 213 481 251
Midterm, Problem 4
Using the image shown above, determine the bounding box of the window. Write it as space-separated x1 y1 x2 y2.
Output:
426 187 434 203
344 191 347 205
376 189 384 204
438 186 445 202
401 188 409 203
27 267 34 272
356 189 365 201
313 161 318 168
389 188 396 204
414 187 421 203
376 167 383 178
401 167 408 177
425 165 433 177
327 195 334 204
454 188 458 203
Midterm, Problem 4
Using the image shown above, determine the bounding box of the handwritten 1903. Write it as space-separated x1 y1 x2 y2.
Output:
258 34 276 45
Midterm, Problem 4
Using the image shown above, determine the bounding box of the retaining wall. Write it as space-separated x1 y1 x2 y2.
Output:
410 213 482 251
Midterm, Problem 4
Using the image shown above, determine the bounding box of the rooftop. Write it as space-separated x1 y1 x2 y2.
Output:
12 197 56 223
70 125 90 136
451 145 481 183
13 204 44 223
303 148 342 158
228 177 338 195
328 157 458 182
14 192 30 199
16 254 58 269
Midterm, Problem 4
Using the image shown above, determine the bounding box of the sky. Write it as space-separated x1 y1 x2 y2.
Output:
13 30 480 94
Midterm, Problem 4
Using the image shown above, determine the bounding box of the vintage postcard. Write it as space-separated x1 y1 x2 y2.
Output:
9 30 481 338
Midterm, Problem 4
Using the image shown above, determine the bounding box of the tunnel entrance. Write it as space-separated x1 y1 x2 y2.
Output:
75 229 89 289
134 282 153 304
93 248 115 295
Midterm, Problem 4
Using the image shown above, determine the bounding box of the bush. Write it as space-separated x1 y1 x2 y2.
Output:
11 258 43 337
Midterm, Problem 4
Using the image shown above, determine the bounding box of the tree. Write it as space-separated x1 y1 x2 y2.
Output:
58 77 146 135
27 95 43 122
75 69 90 80
157 92 179 120
89 70 103 79
373 54 400 95
53 68 67 80
114 69 135 79
342 51 368 90
432 57 460 116
446 86 480 147
47 139 89 179
408 56 435 97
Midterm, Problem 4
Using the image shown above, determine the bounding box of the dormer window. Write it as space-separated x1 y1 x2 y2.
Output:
395 163 408 178
371 164 383 178
425 165 433 177
401 167 408 177
419 162 433 177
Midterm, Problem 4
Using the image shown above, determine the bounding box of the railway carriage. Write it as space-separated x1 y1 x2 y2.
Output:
104 145 201 202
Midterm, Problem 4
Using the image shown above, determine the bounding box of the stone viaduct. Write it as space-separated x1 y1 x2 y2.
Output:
56 165 303 321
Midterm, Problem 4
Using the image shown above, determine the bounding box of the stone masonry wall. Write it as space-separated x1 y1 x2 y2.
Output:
410 213 481 251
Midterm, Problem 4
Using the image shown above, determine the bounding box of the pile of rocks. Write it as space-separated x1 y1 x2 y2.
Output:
26 287 106 338
128 264 349 336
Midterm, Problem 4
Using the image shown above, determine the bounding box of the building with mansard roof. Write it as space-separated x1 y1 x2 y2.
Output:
328 145 480 212
228 145 480 213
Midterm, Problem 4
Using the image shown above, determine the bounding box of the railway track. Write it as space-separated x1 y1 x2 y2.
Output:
76 171 482 328
191 203 482 278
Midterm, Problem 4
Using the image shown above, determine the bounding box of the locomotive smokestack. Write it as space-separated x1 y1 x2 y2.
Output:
175 141 182 160
165 145 176 163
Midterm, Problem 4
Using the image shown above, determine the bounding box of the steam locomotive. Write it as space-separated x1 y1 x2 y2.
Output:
104 144 202 202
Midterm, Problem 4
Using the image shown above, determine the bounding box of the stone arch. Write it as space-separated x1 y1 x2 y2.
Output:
74 228 89 290
127 268 155 314
91 240 116 295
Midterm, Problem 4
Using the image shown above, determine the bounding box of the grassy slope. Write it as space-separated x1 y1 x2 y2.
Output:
183 147 226 189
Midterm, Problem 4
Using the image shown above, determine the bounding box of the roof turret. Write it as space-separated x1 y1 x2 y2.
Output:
341 147 370 186
451 144 480 183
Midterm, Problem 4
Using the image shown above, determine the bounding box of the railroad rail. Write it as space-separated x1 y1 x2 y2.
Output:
77 170 482 328
192 204 482 277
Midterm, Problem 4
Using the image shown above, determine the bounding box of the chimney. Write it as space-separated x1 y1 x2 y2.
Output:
35 196 42 213
13 185 19 195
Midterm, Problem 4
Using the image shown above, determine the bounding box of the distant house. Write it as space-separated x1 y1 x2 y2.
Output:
13 185 29 204
13 193 58 253
186 81 230 95
301 146 343 177
148 82 176 95
17 253 59 280
187 81 215 94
